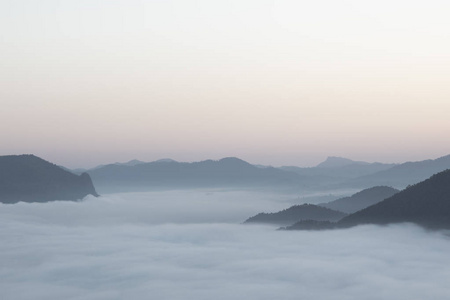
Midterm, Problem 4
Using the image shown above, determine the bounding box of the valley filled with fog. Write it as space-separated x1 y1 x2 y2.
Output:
3 0 450 298
2 190 450 300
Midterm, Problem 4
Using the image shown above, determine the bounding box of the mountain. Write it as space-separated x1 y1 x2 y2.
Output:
244 203 347 226
347 154 450 189
316 156 370 168
89 159 148 171
67 159 149 175
121 159 147 166
69 159 176 175
88 157 305 193
279 158 395 188
285 169 450 230
319 186 399 214
154 158 177 163
0 155 99 204
338 169 450 229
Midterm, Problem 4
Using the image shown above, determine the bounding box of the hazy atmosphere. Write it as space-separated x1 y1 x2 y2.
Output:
3 2 450 299
2 0 450 168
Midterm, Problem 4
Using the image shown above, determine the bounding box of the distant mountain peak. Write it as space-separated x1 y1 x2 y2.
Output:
218 157 250 164
316 156 369 168
121 159 146 166
154 158 177 163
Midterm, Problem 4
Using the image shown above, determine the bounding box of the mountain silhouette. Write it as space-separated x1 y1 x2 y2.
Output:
316 156 370 168
281 154 450 192
244 203 347 226
319 186 399 214
0 155 99 203
279 157 395 188
347 154 450 189
338 169 450 229
284 169 450 230
88 157 305 193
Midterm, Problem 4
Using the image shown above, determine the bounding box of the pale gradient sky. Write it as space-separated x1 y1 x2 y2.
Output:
1 0 450 168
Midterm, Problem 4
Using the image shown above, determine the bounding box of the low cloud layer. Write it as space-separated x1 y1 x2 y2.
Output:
2 191 450 300
0 190 293 226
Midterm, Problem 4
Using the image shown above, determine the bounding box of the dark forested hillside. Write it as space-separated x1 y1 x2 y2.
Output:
0 155 98 203
283 170 450 230
319 186 399 213
338 169 450 229
244 203 347 226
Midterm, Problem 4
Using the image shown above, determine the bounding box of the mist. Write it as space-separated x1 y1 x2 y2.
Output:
2 191 450 300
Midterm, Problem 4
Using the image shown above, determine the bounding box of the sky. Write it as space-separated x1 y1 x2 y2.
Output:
1 0 450 168
2 191 450 300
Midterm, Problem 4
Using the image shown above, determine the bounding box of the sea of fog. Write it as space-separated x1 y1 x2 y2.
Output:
2 190 450 300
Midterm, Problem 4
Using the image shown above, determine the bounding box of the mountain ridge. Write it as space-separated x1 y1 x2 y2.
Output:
338 169 450 229
284 169 450 230
0 154 99 203
316 156 371 168
319 186 399 214
88 156 305 193
244 203 347 226
346 154 450 189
